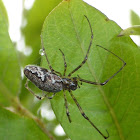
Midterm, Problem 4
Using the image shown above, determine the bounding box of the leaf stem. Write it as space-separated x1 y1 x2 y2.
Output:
0 81 55 140
13 97 55 140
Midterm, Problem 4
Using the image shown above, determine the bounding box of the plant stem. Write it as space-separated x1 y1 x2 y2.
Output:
13 97 55 140
0 81 55 140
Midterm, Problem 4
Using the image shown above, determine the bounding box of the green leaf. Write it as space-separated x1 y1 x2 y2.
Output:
118 25 140 36
41 0 140 140
0 1 21 105
0 107 49 140
130 10 140 25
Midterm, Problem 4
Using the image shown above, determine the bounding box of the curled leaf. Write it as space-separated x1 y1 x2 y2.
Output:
118 25 140 36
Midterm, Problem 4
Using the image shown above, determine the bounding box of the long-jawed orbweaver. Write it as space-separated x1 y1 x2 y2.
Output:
24 15 126 139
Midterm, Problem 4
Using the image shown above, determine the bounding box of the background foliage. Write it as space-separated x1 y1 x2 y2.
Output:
0 0 140 140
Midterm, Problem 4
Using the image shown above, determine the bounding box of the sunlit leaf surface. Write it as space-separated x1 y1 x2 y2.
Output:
41 0 140 139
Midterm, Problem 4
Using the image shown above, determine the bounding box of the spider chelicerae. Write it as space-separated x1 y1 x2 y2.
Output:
24 15 126 139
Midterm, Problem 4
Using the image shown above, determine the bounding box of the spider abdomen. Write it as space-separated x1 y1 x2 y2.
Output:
24 65 63 92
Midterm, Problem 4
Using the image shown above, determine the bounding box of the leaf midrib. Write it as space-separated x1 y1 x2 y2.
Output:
68 1 124 139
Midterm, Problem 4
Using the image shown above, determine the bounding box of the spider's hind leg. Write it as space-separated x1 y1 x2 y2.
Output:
63 90 71 123
25 80 45 100
69 90 109 139
45 93 56 99
25 80 56 100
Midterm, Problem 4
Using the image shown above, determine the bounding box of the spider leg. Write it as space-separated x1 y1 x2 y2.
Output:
69 90 109 139
45 93 56 99
68 15 93 77
25 80 56 100
78 45 126 86
59 49 67 76
25 80 45 100
63 90 71 123
41 35 62 76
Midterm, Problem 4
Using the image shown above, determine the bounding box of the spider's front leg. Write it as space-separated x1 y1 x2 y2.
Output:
59 49 67 76
78 45 126 86
41 35 62 76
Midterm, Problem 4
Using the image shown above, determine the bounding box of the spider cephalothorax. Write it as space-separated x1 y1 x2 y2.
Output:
62 77 78 91
24 15 126 139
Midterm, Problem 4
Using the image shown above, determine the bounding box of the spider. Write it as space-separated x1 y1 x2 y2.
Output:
24 15 126 139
